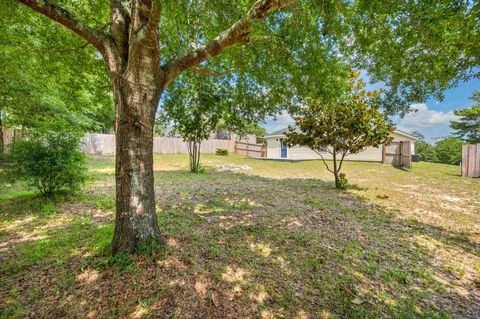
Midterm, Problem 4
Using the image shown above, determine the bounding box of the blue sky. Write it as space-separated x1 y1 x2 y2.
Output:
262 77 480 142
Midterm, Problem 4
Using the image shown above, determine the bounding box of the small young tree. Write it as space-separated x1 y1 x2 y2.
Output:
285 73 394 189
163 73 272 172
163 75 223 173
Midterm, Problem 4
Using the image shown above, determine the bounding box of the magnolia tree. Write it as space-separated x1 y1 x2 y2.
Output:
12 0 479 253
285 73 394 189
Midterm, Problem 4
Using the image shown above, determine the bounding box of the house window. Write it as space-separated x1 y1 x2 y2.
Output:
318 146 328 152
216 129 230 140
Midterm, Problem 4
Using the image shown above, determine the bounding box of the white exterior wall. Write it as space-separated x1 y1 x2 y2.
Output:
265 131 415 161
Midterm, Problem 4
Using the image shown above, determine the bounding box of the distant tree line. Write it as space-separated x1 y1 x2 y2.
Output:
413 134 464 166
413 91 480 166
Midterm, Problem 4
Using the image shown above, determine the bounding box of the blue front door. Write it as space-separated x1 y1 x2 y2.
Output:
280 139 287 158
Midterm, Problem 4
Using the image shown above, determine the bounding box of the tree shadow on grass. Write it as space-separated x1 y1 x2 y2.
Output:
1 169 479 318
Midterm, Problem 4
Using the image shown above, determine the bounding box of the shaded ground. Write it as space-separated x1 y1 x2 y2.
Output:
1 154 479 318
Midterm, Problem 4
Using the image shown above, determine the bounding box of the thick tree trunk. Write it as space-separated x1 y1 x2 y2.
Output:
110 72 163 254
0 112 4 155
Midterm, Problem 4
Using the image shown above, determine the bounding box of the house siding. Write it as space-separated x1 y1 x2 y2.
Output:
265 131 415 161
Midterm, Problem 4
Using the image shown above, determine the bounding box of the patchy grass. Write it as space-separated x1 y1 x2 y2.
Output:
1 154 479 318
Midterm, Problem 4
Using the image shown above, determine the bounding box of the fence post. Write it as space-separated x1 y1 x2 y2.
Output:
399 141 403 167
475 144 480 177
461 145 468 177
381 144 385 163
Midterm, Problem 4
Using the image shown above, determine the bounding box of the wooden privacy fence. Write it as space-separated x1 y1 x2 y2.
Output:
82 134 116 155
152 136 235 154
383 141 412 169
462 144 480 177
81 133 236 155
1 128 22 154
235 141 266 157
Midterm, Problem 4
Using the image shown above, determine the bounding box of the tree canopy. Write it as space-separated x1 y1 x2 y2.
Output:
7 0 479 119
0 1 114 134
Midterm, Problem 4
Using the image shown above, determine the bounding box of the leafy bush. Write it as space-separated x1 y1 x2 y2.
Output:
337 173 348 190
215 148 229 156
5 132 87 196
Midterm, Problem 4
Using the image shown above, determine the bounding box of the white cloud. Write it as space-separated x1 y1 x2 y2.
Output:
263 111 294 133
395 103 458 130
395 103 459 140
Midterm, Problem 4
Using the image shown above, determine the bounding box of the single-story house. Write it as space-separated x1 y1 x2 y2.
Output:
263 128 416 162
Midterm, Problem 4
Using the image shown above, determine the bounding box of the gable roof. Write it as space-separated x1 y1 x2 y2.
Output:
392 129 417 140
264 127 417 140
264 127 291 137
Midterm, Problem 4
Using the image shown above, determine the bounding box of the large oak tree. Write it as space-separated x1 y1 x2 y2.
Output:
10 0 479 253
14 0 298 254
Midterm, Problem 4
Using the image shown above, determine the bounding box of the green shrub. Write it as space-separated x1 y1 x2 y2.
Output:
215 148 229 156
337 173 348 190
5 132 87 196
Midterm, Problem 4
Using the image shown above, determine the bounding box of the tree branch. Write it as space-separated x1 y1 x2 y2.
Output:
17 0 107 52
313 149 334 174
337 150 348 172
145 0 161 37
162 0 297 85
134 0 162 40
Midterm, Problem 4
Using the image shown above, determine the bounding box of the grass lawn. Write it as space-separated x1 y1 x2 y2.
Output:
1 154 479 318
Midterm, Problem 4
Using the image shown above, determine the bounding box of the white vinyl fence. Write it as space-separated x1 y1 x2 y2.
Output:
81 133 236 155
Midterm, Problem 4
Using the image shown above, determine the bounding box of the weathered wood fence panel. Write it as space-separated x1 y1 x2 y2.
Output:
462 144 480 177
82 134 116 155
1 128 21 153
82 134 236 155
2 128 15 146
235 141 266 157
152 136 235 154
383 141 412 169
